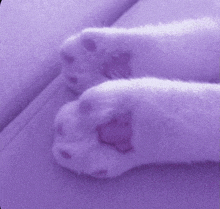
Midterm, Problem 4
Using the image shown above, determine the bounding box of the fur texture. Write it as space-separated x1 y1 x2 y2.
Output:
53 17 220 178
60 17 220 94
52 78 220 178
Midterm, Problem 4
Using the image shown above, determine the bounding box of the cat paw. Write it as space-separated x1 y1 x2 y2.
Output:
52 81 138 178
52 139 134 178
60 28 133 94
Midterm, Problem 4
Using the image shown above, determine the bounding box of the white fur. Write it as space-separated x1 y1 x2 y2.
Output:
54 17 220 178
60 17 220 94
52 77 220 178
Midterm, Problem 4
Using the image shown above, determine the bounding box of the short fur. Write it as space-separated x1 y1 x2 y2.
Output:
53 78 220 178
60 17 220 94
53 17 220 178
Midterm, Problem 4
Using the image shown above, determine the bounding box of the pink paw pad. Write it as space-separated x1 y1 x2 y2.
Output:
97 112 133 153
60 50 75 64
67 76 78 83
60 150 72 159
116 141 134 153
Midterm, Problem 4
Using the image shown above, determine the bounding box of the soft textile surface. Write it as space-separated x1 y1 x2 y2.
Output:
0 0 138 131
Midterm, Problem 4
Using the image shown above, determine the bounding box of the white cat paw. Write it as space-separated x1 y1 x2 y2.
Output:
60 28 133 94
53 81 139 178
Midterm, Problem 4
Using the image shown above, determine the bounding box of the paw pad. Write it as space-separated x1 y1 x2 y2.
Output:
60 150 72 159
60 50 75 64
116 141 133 153
67 76 78 83
97 112 133 153
81 38 97 52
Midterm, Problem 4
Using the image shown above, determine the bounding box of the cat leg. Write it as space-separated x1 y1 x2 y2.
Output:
60 29 134 94
60 17 220 95
53 77 220 178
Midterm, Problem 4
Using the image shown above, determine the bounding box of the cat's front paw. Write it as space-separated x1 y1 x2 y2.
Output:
53 139 135 178
52 81 138 178
60 28 133 94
